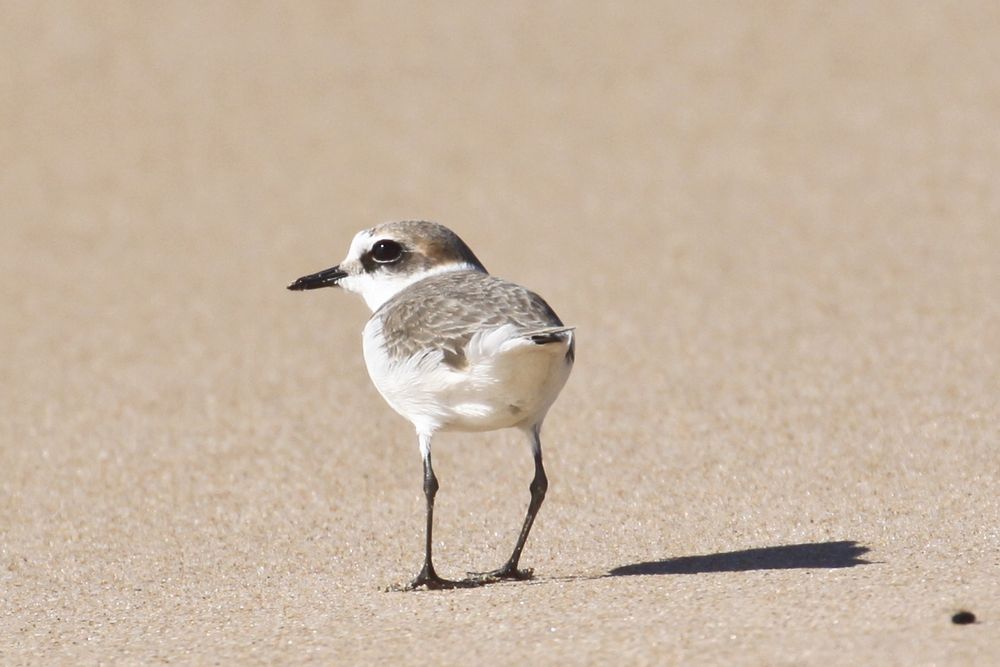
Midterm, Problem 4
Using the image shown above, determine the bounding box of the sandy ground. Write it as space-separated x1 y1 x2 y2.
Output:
2 2 998 664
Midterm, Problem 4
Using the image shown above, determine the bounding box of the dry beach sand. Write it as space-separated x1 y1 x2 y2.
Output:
2 2 998 664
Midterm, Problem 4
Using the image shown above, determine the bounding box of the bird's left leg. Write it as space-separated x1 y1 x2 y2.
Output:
402 432 472 590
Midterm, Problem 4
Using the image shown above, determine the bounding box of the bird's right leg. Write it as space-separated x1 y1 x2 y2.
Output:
466 423 547 583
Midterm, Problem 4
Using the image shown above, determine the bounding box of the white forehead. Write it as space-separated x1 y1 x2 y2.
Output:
345 228 376 262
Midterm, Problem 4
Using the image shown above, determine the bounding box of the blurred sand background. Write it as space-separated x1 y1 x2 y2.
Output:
2 1 998 664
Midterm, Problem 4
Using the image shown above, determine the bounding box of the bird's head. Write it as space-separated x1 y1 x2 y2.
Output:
287 220 487 311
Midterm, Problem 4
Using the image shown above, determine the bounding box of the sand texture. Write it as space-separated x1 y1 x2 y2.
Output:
2 2 998 664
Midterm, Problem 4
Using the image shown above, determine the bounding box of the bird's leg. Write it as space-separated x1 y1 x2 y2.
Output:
403 433 465 590
468 424 547 582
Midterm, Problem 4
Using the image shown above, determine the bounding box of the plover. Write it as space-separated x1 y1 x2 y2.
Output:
288 221 575 589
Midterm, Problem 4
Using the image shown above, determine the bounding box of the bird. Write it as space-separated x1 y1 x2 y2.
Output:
288 221 575 590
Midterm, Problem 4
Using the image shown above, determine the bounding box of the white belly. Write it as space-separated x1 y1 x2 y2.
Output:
362 321 573 435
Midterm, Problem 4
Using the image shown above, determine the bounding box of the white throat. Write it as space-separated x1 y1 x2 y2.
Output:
341 262 481 312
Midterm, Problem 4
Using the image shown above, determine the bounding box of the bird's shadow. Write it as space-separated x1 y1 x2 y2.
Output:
608 540 871 576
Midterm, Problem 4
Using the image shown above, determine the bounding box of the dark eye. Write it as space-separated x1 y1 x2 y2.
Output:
371 239 403 263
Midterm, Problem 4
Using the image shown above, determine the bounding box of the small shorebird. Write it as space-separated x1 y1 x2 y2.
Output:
288 221 575 590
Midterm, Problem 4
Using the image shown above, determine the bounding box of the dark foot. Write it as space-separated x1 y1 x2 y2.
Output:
387 566 480 591
465 564 535 583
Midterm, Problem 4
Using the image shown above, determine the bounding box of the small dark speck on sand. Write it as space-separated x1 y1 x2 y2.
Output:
951 611 976 625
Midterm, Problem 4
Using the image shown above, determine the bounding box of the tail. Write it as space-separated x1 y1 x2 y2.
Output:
522 326 575 345
524 326 576 363
467 324 576 366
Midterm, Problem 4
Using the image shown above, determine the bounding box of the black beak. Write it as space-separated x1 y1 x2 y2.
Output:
287 266 348 291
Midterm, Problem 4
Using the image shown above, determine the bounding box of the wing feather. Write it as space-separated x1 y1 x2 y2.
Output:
374 271 568 367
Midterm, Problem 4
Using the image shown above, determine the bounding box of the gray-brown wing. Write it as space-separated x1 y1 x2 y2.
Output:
376 271 564 366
